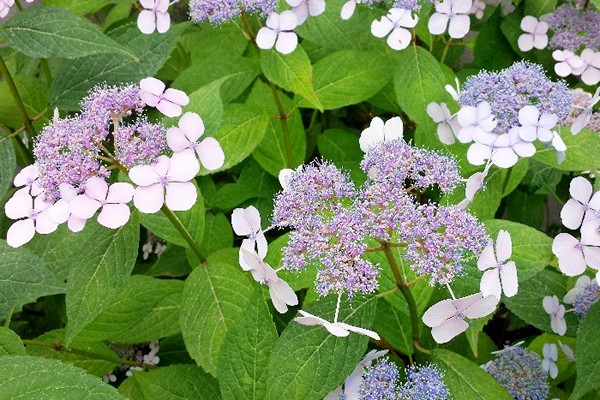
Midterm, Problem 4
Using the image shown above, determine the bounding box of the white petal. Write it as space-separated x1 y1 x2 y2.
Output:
448 14 470 39
422 298 457 327
129 164 160 187
491 148 518 168
340 0 356 20
437 123 456 145
279 10 299 30
551 314 567 336
269 279 298 313
68 216 87 233
168 151 200 182
554 62 572 77
496 230 512 261
561 199 585 229
97 203 131 229
463 294 498 319
137 10 156 35
431 317 469 343
7 219 36 248
167 127 191 153
156 99 183 118
256 27 277 50
532 34 548 50
428 12 449 35
163 88 189 107
48 199 70 224
571 110 590 135
480 268 501 299
570 176 592 203
34 211 58 234
466 142 491 165
520 16 538 32
359 117 385 152
477 244 497 271
552 234 587 276
13 164 38 187
386 27 412 50
583 246 600 270
518 105 539 126
70 195 101 219
371 17 394 38
337 322 381 340
85 176 109 202
165 182 197 211
155 12 170 34
140 77 165 97
275 31 298 54
179 112 205 142
106 182 134 204
133 184 165 214
4 193 33 220
197 137 225 171
500 261 518 297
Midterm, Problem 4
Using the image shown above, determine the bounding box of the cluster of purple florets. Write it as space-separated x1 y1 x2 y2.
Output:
33 84 166 201
359 360 448 400
188 0 276 24
572 282 600 319
545 4 600 52
273 139 489 297
459 61 573 135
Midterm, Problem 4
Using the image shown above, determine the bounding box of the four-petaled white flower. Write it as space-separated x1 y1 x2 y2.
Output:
232 206 268 269
359 116 404 152
137 0 171 34
167 112 224 171
560 177 600 230
4 194 58 247
0 0 15 19
371 8 418 51
542 343 558 379
552 50 584 77
552 220 600 276
256 11 299 55
470 0 485 19
571 87 600 134
241 249 299 313
69 177 134 229
130 154 199 214
478 230 518 299
286 0 325 25
467 127 535 168
542 295 567 336
564 275 595 304
517 105 558 143
572 48 600 86
428 0 473 39
324 349 388 400
139 77 189 118
517 16 548 52
295 309 381 340
456 101 497 144
427 102 460 145
48 183 88 233
422 292 498 344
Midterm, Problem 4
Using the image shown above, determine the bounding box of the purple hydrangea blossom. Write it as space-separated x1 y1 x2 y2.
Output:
189 0 276 24
572 282 600 319
359 359 399 400
114 120 167 169
398 364 449 400
545 5 600 52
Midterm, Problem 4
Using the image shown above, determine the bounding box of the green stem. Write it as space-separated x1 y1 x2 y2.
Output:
14 0 22 11
0 54 37 147
440 39 451 65
380 241 428 353
160 205 203 261
22 340 148 368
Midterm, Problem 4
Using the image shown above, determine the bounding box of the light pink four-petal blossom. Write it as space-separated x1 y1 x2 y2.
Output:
286 0 325 25
428 0 472 39
478 230 518 299
4 194 58 247
552 221 600 276
456 101 497 144
139 77 189 118
256 11 299 55
517 16 548 52
552 50 584 77
137 0 171 35
517 105 558 142
572 48 600 86
232 206 268 270
371 8 418 51
543 295 567 336
560 177 600 230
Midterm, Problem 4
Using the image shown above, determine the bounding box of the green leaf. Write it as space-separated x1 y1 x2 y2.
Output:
218 286 278 400
119 365 220 400
65 214 139 346
139 187 205 250
50 22 187 110
317 128 365 185
0 241 65 321
433 349 513 400
77 275 183 344
260 47 322 110
572 303 600 399
297 50 393 110
393 45 447 125
0 355 126 399
534 128 600 171
0 7 134 60
505 190 546 229
180 248 256 375
483 219 553 281
200 212 233 259
524 0 557 16
0 327 26 356
265 296 377 400
0 76 49 129
373 298 413 356
0 135 16 196
44 0 119 16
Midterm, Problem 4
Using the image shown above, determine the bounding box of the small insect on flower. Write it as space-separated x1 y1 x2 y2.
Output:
137 0 172 35
478 230 518 299
542 295 567 336
139 77 189 118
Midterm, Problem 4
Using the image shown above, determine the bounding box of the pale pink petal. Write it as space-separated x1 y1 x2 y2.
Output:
397 9 418 28
165 182 197 211
163 88 189 107
269 279 298 313
571 110 590 134
512 141 536 157
4 193 33 220
422 299 457 327
295 310 329 326
156 0 169 12
140 77 166 97
583 246 600 270
581 220 600 246
457 105 478 127
7 219 35 248
371 17 394 38
232 209 254 236
156 100 183 118
256 27 277 50
48 199 70 224
520 16 538 32
309 0 325 16
13 164 38 187
552 233 587 276
500 261 518 297
256 231 268 259
129 165 160 187
477 244 496 271
453 0 473 14
554 62 572 77
155 12 170 34
68 216 86 233
105 182 134 204
166 127 191 153
179 112 205 142
197 137 225 170
428 12 449 35
496 230 512 261
387 27 412 50
431 317 469 343
275 31 298 54
137 10 156 35
543 295 559 314
561 199 585 229
582 67 600 86
97 203 131 229
532 34 548 50
337 322 380 340
240 246 262 273
491 148 518 168
480 268 501 299
448 14 470 39
168 151 199 182
570 176 592 203
34 212 58 234
85 176 109 202
427 103 445 123
518 105 539 126
133 184 165 214
340 0 356 20
467 142 491 165
552 314 567 336
70 195 101 219
437 124 456 145
140 0 155 9
463 294 498 318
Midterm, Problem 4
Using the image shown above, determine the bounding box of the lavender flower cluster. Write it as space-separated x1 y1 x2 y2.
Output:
188 0 276 24
545 4 600 52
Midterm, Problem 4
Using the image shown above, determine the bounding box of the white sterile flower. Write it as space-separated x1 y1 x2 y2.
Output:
13 164 44 197
517 16 548 52
294 310 381 340
543 295 567 336
517 105 558 142
4 193 58 248
278 168 294 190
256 11 299 55
48 183 88 233
69 177 134 230
232 206 268 269
571 87 600 134
558 340 575 362
422 292 498 344
324 350 388 400
552 50 584 77
445 77 461 101
142 340 160 365
467 127 535 168
371 8 418 51
167 112 224 171
560 177 600 230
427 102 460 145
564 275 594 304
456 165 490 209
359 116 403 152
572 48 600 86
456 101 497 144
478 230 518 299
241 249 298 313
137 0 171 34
341 0 364 20
428 0 473 39
139 77 189 118
286 0 325 25
552 220 600 276
542 343 559 379
470 0 485 19
130 154 199 214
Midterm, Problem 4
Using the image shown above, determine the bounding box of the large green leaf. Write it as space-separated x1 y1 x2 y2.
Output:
524 0 558 16
534 128 600 171
44 0 120 16
0 76 49 130
0 135 16 196
218 286 278 400
0 355 126 399
297 50 393 110
265 296 377 400
77 275 183 344
180 248 256 375
50 22 187 110
373 298 413 356
317 128 365 185
118 365 220 400
433 349 513 400
0 7 134 60
65 214 139 346
572 303 600 399
0 241 65 321
0 327 26 356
